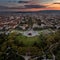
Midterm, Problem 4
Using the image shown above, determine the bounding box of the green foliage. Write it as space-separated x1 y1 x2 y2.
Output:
0 30 60 60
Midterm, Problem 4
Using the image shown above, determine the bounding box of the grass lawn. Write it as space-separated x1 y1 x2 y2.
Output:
15 34 39 46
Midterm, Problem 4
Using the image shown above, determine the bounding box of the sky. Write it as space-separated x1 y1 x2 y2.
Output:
0 0 60 12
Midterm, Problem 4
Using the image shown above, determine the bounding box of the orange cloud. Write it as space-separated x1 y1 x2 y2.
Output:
13 3 60 11
47 4 60 8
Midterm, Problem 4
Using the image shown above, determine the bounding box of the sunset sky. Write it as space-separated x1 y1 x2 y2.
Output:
0 0 60 12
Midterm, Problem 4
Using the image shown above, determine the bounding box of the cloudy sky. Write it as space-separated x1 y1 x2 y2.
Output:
0 0 60 12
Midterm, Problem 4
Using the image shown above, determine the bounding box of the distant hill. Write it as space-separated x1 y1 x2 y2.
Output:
0 10 60 14
37 10 60 14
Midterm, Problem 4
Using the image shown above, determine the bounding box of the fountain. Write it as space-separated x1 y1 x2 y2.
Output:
23 29 39 37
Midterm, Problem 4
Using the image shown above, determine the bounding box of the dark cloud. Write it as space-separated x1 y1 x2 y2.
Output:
0 6 8 9
0 4 46 9
8 5 46 9
18 1 30 3
53 3 60 4
24 5 46 8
